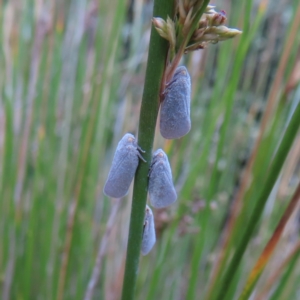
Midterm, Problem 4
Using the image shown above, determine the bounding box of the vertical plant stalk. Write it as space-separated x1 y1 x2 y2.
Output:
2 229 15 300
255 240 300 300
214 101 300 300
14 10 49 219
14 10 50 300
223 0 300 250
120 0 174 299
208 4 300 296
55 2 86 299
238 181 300 300
84 198 121 300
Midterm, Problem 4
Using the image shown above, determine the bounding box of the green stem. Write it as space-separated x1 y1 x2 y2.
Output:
214 101 300 300
120 0 174 299
270 250 300 300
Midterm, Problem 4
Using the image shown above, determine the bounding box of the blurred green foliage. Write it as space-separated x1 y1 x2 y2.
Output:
0 0 299 299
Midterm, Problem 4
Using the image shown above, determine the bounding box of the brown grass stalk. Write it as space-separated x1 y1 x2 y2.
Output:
254 239 300 300
84 199 121 300
207 4 300 294
238 181 300 299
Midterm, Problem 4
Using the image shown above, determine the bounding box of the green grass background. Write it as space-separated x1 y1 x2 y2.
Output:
0 0 299 299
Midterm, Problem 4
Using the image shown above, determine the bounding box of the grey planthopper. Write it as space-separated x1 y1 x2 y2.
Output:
141 205 156 256
103 133 146 198
160 66 191 139
148 149 177 208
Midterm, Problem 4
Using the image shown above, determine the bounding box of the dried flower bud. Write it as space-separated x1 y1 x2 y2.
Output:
193 27 206 40
216 26 242 39
211 10 227 26
152 17 168 39
194 25 241 44
183 8 194 33
152 17 176 49
166 16 176 48
205 5 216 13
198 17 209 29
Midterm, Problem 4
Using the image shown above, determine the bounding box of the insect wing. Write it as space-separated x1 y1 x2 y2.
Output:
141 205 156 256
160 66 191 139
149 150 177 208
103 134 139 198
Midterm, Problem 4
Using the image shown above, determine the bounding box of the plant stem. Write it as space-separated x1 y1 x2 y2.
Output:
84 199 121 300
214 101 300 300
238 181 300 300
255 240 300 300
120 1 174 299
